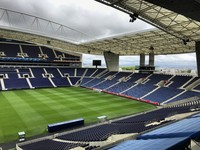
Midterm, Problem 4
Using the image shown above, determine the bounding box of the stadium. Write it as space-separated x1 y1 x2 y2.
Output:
0 0 200 150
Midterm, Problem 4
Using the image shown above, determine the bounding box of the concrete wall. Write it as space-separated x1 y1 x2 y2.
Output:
104 51 119 71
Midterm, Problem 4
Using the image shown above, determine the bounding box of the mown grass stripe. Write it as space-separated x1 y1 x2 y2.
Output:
0 87 155 143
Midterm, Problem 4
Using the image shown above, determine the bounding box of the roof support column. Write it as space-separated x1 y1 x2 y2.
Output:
196 41 200 76
140 53 145 67
149 51 155 67
104 51 119 71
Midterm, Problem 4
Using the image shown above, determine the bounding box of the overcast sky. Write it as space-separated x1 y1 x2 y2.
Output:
0 0 197 70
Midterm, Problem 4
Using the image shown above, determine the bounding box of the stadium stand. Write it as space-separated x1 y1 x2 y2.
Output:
1 64 200 107
168 75 193 88
80 77 94 85
40 46 56 61
84 68 97 77
29 68 53 88
4 78 30 90
19 139 88 150
59 68 75 77
145 74 173 85
182 77 200 88
0 43 20 57
165 91 200 104
90 68 106 77
58 124 119 141
110 104 200 150
122 84 157 98
54 49 63 58
143 87 184 103
76 68 87 77
107 82 137 93
69 77 81 85
21 45 41 58
44 68 71 87
45 68 62 77
2 39 200 150
17 98 200 149
106 73 149 93
109 138 190 150
193 84 200 91
18 68 32 77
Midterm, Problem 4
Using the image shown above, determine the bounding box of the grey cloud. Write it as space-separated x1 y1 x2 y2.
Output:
0 0 153 40
0 0 196 69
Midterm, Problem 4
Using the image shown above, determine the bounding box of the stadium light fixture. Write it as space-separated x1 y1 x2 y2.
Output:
182 39 189 45
129 13 138 23
149 45 154 51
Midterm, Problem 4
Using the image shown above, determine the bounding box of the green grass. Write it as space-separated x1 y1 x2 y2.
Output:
0 87 156 143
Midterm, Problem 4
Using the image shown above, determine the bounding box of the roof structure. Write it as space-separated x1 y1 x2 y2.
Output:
0 1 200 55
85 0 200 55
81 29 195 55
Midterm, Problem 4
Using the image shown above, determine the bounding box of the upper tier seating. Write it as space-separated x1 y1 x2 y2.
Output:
21 45 41 58
40 47 56 61
0 40 81 66
54 50 63 58
0 43 21 57
63 53 80 61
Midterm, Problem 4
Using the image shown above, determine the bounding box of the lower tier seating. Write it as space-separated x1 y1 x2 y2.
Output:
4 78 30 90
29 78 53 88
143 87 184 103
20 139 87 150
18 99 200 149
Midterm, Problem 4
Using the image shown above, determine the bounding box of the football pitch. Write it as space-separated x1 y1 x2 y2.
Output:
0 87 156 143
